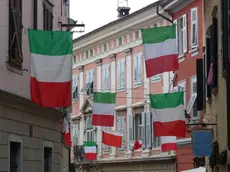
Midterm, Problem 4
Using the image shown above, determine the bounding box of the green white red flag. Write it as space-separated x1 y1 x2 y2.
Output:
141 25 178 78
84 142 97 160
28 29 72 108
92 92 116 126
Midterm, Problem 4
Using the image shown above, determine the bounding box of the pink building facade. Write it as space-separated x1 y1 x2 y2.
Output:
0 0 70 172
71 2 176 172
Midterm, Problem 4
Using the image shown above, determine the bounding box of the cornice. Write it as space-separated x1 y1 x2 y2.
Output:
78 65 84 72
108 54 116 62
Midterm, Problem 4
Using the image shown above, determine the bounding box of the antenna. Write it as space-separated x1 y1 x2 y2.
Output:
117 0 128 8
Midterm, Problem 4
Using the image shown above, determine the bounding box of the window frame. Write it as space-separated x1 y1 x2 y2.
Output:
190 7 199 49
72 124 79 146
72 74 79 101
8 0 23 69
117 59 125 92
133 53 142 88
43 0 54 31
117 112 126 151
152 74 162 83
42 141 53 172
101 126 111 153
190 75 200 120
83 70 94 96
178 79 186 110
134 30 140 39
102 64 110 92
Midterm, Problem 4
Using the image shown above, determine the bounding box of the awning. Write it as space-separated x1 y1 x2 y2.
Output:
181 167 206 172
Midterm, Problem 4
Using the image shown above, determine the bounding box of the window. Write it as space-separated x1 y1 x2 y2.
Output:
73 56 76 64
134 53 142 87
135 30 139 39
191 7 198 49
82 70 94 96
175 14 187 57
102 64 110 92
72 124 78 145
90 49 93 57
72 75 79 100
117 112 126 150
43 0 53 30
117 59 125 91
152 74 161 83
118 37 123 47
10 141 22 172
102 126 111 152
8 0 23 69
85 116 96 142
86 51 89 58
134 113 145 148
103 44 107 52
191 76 199 119
44 147 52 172
64 2 69 17
178 80 186 109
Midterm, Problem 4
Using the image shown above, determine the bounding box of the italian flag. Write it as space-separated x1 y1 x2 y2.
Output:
92 92 116 127
62 116 72 147
141 25 179 78
28 29 72 108
161 136 177 152
84 142 97 160
150 92 186 137
102 131 122 147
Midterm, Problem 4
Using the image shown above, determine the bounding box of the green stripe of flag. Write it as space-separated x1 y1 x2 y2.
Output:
141 25 176 44
84 141 97 147
149 92 184 109
28 29 73 56
93 92 116 104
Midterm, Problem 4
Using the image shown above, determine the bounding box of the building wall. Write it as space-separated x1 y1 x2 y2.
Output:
203 0 228 172
0 0 68 99
0 91 63 172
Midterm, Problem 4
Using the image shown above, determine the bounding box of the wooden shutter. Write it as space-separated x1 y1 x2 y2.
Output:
174 20 178 53
105 65 110 91
183 14 187 53
128 115 134 150
211 17 218 90
134 55 138 85
117 61 121 90
86 72 89 84
196 59 204 110
206 37 212 99
141 112 146 148
146 112 152 148
121 59 125 89
137 54 142 85
103 66 106 91
191 7 198 48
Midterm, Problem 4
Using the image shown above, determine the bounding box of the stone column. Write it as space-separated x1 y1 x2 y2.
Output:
95 59 102 159
108 54 117 159
124 48 133 159
78 65 84 145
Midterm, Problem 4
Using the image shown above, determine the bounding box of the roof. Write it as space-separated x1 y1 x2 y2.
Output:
160 0 174 7
73 1 160 43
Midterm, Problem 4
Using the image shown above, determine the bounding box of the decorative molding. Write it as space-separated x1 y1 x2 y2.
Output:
109 54 116 62
124 48 132 56
78 65 84 72
95 59 102 66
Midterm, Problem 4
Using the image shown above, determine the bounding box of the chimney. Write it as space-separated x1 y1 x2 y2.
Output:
117 6 131 18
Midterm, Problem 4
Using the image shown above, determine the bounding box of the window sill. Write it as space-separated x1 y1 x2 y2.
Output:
72 98 79 103
6 62 24 75
133 83 142 88
152 79 161 83
189 47 199 57
178 55 185 63
117 88 125 92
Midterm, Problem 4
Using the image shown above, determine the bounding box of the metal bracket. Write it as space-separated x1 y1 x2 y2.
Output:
156 2 173 24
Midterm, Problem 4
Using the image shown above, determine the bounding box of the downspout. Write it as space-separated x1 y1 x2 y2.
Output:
33 0 37 29
156 2 173 24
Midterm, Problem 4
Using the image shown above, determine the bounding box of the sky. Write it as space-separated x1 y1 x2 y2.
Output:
70 0 158 39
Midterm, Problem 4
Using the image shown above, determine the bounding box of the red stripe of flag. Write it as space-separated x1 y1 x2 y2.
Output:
102 131 122 147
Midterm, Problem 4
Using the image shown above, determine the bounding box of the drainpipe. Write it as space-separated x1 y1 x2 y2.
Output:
156 2 173 24
33 0 37 29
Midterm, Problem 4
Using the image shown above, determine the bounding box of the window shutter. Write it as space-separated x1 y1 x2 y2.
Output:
174 20 178 53
146 112 152 148
196 59 204 110
206 37 212 99
138 54 142 85
134 55 138 85
86 72 89 83
128 115 134 150
183 14 187 53
106 65 110 91
121 60 125 89
103 66 106 91
117 61 121 90
191 8 198 48
140 112 146 148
